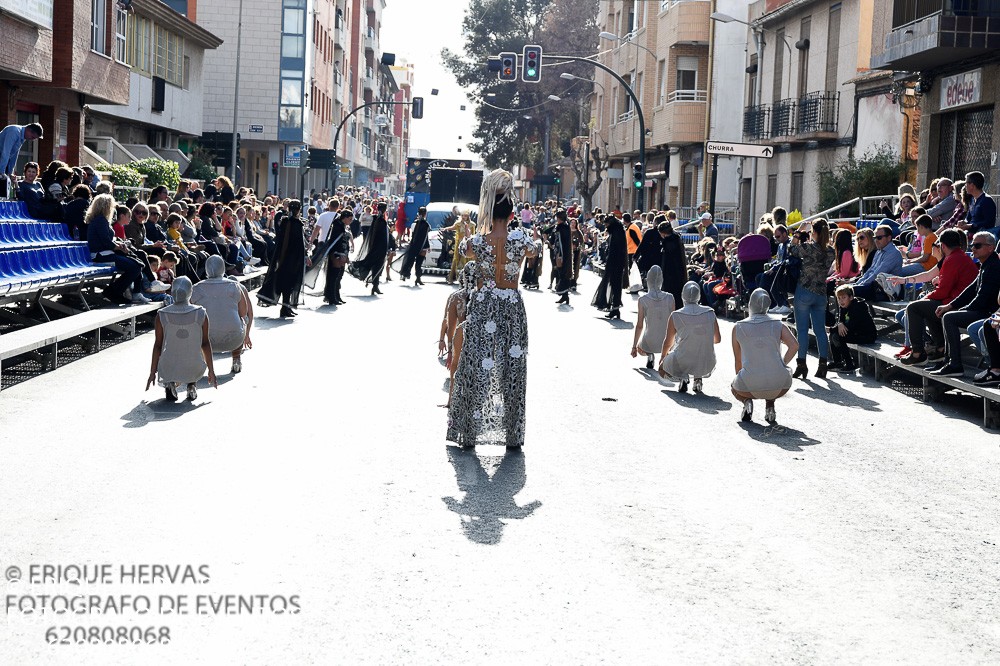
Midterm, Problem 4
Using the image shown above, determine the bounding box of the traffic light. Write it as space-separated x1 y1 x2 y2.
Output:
301 148 310 169
271 161 279 175
522 45 542 83
412 97 424 119
554 174 561 184
499 52 517 81
633 162 643 189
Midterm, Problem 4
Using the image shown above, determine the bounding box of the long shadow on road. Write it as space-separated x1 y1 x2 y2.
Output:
739 421 821 452
442 446 541 545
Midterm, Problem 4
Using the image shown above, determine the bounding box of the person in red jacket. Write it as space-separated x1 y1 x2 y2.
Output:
895 229 979 366
395 200 408 242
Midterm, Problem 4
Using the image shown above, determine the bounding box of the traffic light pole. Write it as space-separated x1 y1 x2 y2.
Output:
543 54 646 210
331 99 414 196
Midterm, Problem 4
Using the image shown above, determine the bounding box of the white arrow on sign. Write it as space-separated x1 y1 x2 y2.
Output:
705 141 774 159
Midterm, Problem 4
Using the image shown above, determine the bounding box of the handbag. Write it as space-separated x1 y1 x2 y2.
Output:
330 254 348 269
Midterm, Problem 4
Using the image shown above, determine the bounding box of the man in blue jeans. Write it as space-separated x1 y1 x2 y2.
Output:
928 232 1000 377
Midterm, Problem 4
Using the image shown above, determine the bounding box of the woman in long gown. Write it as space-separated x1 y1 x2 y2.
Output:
348 201 389 295
444 210 475 284
659 281 722 393
631 266 675 369
257 199 307 318
399 206 430 284
520 227 543 289
447 170 537 449
592 214 628 319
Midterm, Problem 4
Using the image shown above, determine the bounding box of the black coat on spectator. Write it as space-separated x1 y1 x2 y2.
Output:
63 197 89 240
836 297 877 343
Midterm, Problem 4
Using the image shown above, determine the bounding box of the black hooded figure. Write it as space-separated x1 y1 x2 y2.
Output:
399 206 430 284
659 219 687 306
592 214 627 319
319 209 352 305
634 219 664 287
257 199 307 318
348 200 389 295
553 209 573 306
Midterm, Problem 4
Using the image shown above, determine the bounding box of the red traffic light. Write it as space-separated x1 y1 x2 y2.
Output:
271 162 279 169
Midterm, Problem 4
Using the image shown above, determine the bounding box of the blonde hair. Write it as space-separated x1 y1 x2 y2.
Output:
477 169 515 234
855 227 875 267
85 193 115 227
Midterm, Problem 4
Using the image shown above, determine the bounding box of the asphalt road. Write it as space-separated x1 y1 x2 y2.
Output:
1 264 999 665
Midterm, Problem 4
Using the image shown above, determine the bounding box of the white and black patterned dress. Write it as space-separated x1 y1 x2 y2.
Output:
446 229 533 447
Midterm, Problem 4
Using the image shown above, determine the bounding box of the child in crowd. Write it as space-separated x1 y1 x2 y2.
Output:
158 252 177 285
827 284 877 373
143 256 172 301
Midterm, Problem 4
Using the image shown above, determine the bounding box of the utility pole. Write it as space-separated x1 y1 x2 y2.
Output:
545 54 646 210
229 0 244 185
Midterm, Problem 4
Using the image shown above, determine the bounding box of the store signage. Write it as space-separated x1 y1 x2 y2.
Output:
940 69 981 111
283 144 305 168
0 0 54 29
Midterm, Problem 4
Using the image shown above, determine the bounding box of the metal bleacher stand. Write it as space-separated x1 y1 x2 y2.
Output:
0 200 163 384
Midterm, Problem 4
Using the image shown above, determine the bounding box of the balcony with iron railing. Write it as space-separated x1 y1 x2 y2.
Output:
743 91 839 143
365 27 378 53
872 0 1000 70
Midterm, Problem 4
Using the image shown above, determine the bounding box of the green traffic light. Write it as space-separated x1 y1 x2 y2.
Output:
634 181 642 188
527 68 536 77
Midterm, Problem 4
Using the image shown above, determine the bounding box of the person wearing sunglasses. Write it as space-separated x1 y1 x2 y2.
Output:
849 224 904 302
927 232 1000 377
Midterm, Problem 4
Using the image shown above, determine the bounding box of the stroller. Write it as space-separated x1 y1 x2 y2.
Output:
732 234 773 316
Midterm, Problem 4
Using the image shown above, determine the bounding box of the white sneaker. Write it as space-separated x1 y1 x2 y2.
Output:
765 406 777 425
231 359 242 374
769 305 791 315
131 293 152 304
741 399 754 422
148 280 170 293
693 378 703 393
186 383 198 401
248 257 261 266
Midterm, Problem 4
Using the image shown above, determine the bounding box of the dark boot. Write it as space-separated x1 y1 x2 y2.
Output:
815 358 829 379
838 355 858 373
792 358 808 379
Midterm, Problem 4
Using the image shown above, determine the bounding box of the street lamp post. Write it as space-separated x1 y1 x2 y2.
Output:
229 0 244 185
549 53 647 209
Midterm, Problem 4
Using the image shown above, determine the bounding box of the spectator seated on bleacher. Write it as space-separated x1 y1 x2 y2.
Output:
927 178 959 231
956 170 999 241
15 162 54 220
845 224 904 302
878 188 917 236
827 284 877 373
927 232 1000 378
891 229 978 366
85 193 149 305
63 184 91 241
975 314 1000 386
893 214 939 283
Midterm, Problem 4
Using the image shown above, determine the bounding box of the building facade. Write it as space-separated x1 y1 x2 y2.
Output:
86 0 223 171
741 0 904 225
871 0 1000 192
0 0 130 171
591 0 744 219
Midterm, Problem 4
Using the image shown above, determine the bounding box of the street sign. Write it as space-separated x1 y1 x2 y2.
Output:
248 124 264 133
705 141 774 159
283 144 305 168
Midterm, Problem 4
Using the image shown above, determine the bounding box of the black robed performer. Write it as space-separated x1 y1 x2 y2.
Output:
659 217 687 306
399 206 430 284
553 209 573 306
634 219 663 289
348 201 389 295
592 214 627 319
257 199 307 318
314 209 352 305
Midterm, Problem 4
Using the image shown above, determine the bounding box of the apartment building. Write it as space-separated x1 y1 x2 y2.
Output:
86 0 223 171
389 61 415 197
0 0 130 170
871 0 1000 191
739 0 904 223
591 0 745 217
